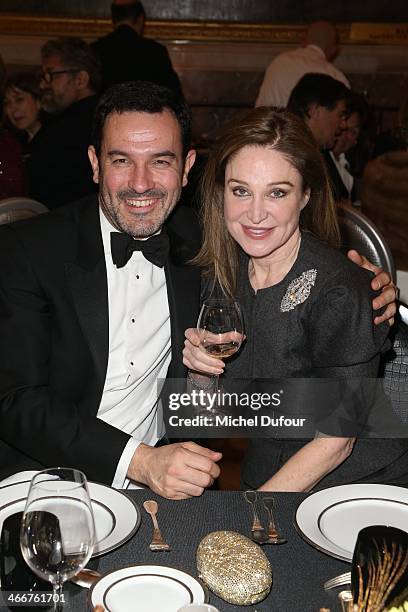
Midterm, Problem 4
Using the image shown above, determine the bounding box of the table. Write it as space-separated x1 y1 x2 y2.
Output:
65 490 350 612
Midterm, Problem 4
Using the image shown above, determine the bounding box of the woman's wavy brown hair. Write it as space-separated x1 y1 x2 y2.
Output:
194 106 340 297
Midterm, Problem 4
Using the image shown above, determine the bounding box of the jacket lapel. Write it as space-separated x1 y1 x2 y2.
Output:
165 211 201 378
65 199 109 393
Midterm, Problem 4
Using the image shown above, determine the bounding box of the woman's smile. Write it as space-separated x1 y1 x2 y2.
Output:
241 225 274 239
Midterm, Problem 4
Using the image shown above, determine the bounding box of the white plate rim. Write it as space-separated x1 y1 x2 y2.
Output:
294 483 408 562
0 480 140 557
89 564 209 611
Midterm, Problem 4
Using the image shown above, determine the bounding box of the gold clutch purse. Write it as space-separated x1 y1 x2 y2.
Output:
196 530 272 605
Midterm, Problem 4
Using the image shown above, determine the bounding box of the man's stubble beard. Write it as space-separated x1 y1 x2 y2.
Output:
100 187 181 238
41 93 61 115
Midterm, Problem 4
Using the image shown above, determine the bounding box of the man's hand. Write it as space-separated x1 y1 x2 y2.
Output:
347 249 396 326
127 441 222 499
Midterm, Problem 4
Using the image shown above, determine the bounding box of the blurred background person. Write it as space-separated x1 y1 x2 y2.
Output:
0 55 26 199
3 72 43 146
92 0 181 94
29 36 100 208
329 91 369 203
255 21 349 108
3 72 46 202
287 73 349 203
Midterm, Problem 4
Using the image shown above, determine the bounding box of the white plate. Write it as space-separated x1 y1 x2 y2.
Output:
0 480 140 557
90 565 208 612
295 483 408 562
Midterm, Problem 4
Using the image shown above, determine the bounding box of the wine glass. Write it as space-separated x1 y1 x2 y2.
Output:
20 468 95 612
196 298 244 417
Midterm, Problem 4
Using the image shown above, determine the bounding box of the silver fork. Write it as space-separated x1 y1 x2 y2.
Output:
143 500 170 551
323 572 351 591
262 497 287 544
243 490 268 544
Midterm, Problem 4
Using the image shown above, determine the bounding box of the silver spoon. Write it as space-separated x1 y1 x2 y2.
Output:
243 490 268 544
263 497 287 544
143 499 171 551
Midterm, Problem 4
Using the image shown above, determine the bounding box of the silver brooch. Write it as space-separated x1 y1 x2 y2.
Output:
280 269 317 312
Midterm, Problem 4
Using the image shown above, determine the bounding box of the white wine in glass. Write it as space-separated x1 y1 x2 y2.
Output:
20 468 95 612
197 299 244 416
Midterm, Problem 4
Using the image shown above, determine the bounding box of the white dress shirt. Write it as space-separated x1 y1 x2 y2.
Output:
255 45 350 108
98 209 171 488
329 151 354 197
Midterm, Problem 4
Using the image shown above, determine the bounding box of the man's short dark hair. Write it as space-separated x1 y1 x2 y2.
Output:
41 37 101 94
287 73 349 118
92 80 192 158
111 1 145 25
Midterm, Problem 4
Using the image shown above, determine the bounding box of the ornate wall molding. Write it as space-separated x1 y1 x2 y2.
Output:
0 16 406 45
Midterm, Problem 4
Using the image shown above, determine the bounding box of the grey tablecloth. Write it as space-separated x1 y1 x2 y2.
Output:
59 490 351 612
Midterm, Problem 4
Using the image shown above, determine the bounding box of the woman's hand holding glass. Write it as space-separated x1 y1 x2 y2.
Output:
184 302 244 377
184 299 244 418
183 328 228 375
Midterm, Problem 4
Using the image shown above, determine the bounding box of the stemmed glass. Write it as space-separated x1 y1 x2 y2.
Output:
196 298 244 417
20 468 95 612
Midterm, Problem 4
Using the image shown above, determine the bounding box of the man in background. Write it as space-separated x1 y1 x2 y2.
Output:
92 0 181 94
255 21 349 108
29 37 100 208
329 92 369 202
287 73 350 202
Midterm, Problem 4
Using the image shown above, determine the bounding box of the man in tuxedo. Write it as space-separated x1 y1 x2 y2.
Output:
329 92 369 203
91 0 181 95
0 81 221 499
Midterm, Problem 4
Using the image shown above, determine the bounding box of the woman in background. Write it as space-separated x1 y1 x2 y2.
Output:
3 72 48 200
0 60 26 198
3 72 42 145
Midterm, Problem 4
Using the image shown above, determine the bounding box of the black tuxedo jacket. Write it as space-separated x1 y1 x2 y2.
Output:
28 96 99 209
0 196 201 483
91 25 182 95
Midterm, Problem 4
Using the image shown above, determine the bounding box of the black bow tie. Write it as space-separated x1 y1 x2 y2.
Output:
110 232 170 268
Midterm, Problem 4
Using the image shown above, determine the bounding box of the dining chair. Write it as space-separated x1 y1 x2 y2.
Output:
381 306 408 423
0 197 48 225
337 203 396 282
